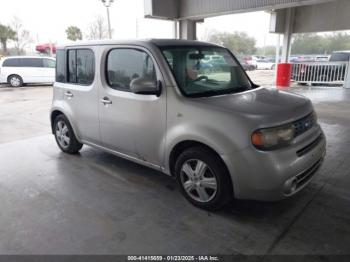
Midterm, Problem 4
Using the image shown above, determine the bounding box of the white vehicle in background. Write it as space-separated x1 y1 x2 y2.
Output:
245 55 265 68
0 56 56 87
256 58 276 70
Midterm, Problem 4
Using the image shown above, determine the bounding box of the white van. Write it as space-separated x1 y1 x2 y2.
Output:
0 56 56 87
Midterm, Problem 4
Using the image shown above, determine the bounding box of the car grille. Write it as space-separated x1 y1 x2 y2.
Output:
296 134 324 157
295 157 323 189
293 113 317 137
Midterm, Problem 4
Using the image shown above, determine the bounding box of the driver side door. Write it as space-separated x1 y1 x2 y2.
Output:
99 46 166 167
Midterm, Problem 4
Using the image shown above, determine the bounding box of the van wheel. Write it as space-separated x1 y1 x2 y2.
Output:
8 75 23 87
53 115 83 154
175 146 232 210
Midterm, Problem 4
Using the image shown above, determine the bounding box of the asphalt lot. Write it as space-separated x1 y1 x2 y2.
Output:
0 72 349 255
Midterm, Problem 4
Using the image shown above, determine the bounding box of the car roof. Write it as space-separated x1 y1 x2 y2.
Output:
57 39 222 49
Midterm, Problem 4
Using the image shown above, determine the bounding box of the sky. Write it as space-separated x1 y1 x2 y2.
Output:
0 0 277 51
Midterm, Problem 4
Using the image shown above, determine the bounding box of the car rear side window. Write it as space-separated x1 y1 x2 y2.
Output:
67 49 94 85
77 49 95 85
106 48 156 92
56 50 66 82
2 58 21 67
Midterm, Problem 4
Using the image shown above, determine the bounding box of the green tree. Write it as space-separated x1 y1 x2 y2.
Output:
0 24 16 54
66 26 83 41
291 33 350 55
208 31 256 55
256 45 281 56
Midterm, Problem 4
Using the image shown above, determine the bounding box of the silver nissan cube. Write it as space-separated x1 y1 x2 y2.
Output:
51 39 326 210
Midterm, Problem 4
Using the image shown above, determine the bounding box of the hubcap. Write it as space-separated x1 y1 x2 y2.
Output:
55 121 70 149
180 159 217 203
10 77 20 87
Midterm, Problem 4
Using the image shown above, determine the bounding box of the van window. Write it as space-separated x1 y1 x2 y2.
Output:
21 58 43 67
56 50 66 82
2 58 21 67
68 50 77 83
43 59 56 68
77 49 95 85
107 49 156 92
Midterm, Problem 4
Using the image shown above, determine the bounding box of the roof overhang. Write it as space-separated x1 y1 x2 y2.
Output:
144 0 335 20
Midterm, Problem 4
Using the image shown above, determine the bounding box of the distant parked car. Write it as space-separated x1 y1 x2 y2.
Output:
315 56 329 62
36 43 56 54
292 51 349 85
0 56 56 87
245 55 265 68
256 58 276 70
204 55 227 71
238 59 256 71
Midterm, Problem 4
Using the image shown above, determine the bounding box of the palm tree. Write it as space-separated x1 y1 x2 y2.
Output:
0 24 16 54
66 26 83 41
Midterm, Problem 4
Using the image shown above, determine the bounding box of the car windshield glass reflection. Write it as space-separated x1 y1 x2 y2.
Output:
161 46 252 97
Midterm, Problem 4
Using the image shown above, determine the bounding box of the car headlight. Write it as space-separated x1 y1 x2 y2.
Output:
251 124 295 150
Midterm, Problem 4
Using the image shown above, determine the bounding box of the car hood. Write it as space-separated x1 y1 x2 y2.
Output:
196 87 313 127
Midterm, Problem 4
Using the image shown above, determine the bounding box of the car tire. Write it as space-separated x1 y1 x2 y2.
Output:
175 146 233 210
8 75 23 87
53 114 83 154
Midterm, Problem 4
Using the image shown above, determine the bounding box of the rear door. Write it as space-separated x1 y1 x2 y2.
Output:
56 48 100 144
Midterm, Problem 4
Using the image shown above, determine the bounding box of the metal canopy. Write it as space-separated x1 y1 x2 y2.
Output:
144 0 335 20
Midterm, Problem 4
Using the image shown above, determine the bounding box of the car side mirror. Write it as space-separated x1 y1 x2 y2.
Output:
130 77 162 97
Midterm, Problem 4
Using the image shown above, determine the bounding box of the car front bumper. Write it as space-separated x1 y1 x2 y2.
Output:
221 124 326 201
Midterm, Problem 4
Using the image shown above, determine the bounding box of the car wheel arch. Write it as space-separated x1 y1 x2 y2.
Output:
169 140 235 198
169 141 227 174
51 110 80 142
51 110 64 133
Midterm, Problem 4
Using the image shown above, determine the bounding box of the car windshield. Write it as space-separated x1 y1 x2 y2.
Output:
160 46 253 97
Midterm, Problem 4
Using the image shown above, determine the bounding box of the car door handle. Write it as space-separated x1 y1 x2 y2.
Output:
64 91 73 98
101 97 112 105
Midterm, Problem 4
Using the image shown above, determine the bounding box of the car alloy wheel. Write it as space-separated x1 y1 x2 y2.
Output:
180 159 218 203
10 76 21 87
55 120 70 149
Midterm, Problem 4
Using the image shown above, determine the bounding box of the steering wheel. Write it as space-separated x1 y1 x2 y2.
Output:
192 75 209 82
